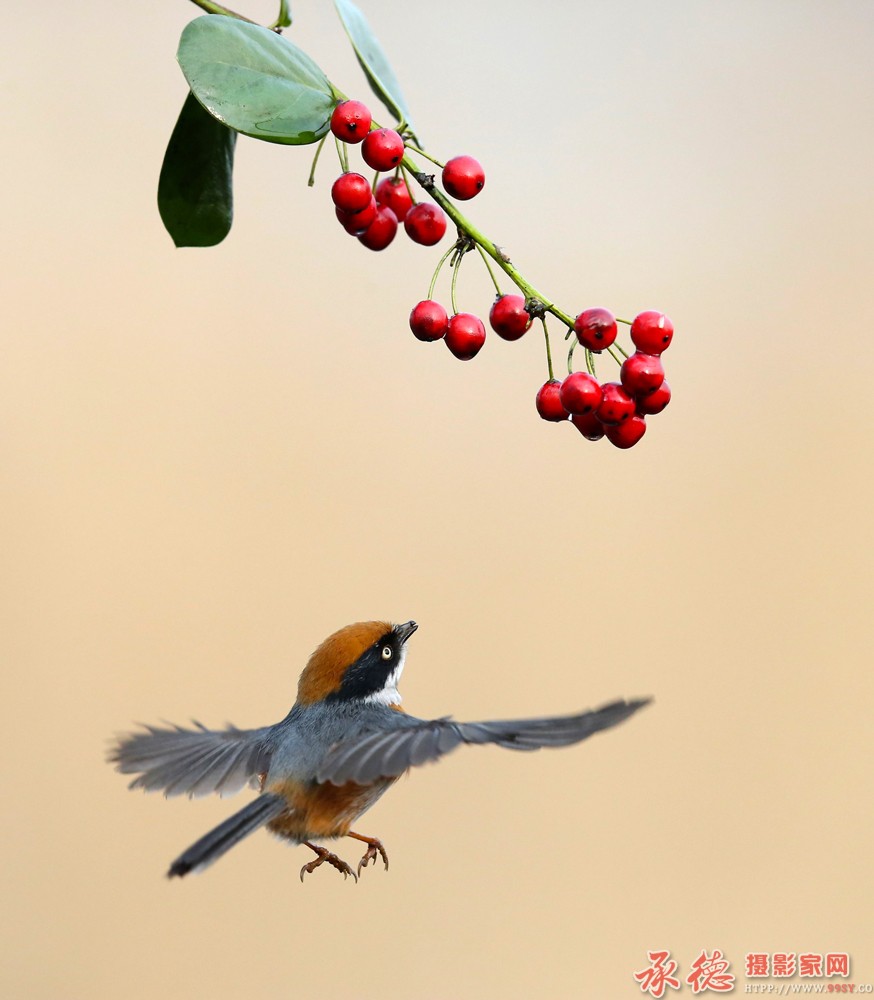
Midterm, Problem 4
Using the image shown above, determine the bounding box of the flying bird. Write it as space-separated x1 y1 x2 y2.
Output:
110 620 650 881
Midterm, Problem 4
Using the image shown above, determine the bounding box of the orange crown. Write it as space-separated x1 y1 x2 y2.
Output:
296 621 393 705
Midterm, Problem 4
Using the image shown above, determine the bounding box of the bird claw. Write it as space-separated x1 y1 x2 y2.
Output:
299 844 358 884
355 838 389 878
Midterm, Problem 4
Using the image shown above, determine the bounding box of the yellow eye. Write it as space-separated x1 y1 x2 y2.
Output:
381 646 393 660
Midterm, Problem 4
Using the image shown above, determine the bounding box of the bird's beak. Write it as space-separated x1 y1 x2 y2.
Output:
394 620 418 644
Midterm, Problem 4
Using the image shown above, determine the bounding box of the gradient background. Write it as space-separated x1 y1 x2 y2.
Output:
2 2 872 997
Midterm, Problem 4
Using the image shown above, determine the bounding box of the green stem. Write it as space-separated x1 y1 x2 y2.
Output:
307 134 327 188
269 0 292 29
585 348 597 377
399 164 418 206
475 244 502 296
567 338 577 375
542 318 555 381
428 245 455 300
404 143 445 169
324 94 580 344
607 344 625 367
185 0 256 22
333 135 349 173
400 151 576 334
450 249 463 315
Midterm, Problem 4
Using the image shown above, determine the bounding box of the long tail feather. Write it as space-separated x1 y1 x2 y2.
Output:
167 793 286 878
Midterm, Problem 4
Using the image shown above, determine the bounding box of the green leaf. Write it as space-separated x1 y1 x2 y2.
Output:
178 15 335 144
333 0 414 132
158 91 237 247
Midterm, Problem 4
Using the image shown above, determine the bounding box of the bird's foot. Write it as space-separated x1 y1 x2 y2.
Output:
300 842 357 883
347 832 389 878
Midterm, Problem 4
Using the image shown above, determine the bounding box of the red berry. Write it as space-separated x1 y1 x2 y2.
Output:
595 382 635 425
362 128 405 171
375 177 413 223
573 308 618 352
605 413 647 449
445 313 486 360
535 380 569 422
357 205 398 251
409 300 449 342
636 379 671 415
404 202 447 246
620 352 665 397
559 372 603 415
330 100 372 143
630 310 674 354
442 155 485 200
335 197 377 235
488 294 531 341
331 172 372 213
571 411 605 441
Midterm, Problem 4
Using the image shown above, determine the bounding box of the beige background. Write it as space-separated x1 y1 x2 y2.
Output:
2 1 872 997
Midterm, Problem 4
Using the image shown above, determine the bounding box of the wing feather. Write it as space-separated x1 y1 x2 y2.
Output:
316 699 650 786
109 722 274 798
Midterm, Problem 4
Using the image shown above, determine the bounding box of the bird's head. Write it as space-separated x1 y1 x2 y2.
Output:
296 620 418 708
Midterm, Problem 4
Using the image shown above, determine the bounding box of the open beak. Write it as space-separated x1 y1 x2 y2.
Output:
393 620 418 644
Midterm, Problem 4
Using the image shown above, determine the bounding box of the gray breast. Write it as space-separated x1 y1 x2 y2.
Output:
265 701 422 784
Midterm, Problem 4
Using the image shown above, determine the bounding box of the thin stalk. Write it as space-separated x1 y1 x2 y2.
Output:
607 344 625 366
307 134 327 187
450 251 463 315
399 164 418 206
567 338 577 375
269 0 292 29
403 143 445 169
475 243 502 296
542 318 555 381
333 135 349 173
427 245 455 301
585 348 597 377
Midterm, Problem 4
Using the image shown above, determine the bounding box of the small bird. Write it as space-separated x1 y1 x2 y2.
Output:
110 620 650 881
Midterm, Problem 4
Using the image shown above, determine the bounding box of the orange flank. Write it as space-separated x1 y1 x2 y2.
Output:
266 776 398 840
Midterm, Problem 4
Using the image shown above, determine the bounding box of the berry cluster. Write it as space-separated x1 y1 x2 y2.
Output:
329 100 483 253
413 295 672 447
327 99 673 450
409 292 528 361
537 309 674 449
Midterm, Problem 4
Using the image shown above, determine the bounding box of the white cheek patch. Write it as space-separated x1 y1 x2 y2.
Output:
364 646 407 706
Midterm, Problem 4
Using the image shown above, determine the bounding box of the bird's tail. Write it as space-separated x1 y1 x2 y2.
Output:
167 793 286 878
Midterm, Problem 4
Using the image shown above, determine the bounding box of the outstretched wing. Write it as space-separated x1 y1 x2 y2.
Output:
109 721 275 798
316 698 651 786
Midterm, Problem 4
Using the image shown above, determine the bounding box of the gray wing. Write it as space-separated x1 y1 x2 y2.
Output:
316 698 651 786
109 721 275 798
